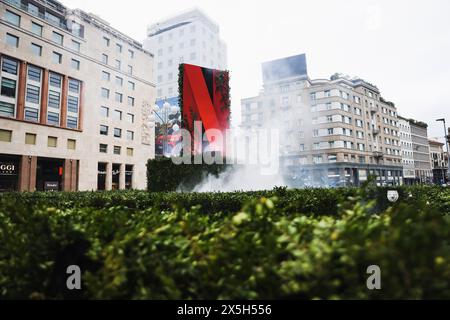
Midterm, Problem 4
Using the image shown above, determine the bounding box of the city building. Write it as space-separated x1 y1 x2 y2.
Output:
398 117 415 184
407 118 433 183
429 139 448 184
143 8 227 107
0 0 155 192
241 54 403 187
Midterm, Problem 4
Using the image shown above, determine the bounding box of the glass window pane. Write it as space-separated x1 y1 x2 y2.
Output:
1 78 16 98
6 33 19 47
5 10 20 26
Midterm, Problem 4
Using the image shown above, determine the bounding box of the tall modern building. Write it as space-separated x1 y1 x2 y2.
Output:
0 0 155 192
241 54 403 187
398 116 415 184
143 8 227 107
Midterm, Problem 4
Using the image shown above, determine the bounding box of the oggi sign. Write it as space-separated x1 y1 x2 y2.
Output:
0 163 17 176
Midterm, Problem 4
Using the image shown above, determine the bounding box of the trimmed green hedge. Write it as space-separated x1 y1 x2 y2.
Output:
0 186 449 299
146 156 229 192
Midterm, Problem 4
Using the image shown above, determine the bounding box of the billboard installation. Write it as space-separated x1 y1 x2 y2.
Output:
178 63 230 153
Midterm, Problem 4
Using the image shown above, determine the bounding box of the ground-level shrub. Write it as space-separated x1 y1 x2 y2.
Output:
0 186 449 299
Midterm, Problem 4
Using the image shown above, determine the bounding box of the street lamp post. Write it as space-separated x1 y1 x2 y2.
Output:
436 118 450 184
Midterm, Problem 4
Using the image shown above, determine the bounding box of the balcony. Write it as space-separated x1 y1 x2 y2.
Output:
369 105 378 114
373 151 384 159
4 0 81 36
372 128 380 135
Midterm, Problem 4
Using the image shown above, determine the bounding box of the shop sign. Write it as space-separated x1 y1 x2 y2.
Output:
0 162 18 176
44 181 59 191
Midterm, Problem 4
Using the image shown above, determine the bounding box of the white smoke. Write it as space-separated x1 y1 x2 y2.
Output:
192 164 287 192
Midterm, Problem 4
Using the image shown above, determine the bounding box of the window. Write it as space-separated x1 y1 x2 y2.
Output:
328 128 334 135
52 32 63 45
71 40 80 52
31 22 43 36
68 79 80 93
158 62 163 69
127 148 134 156
31 43 42 56
168 72 173 80
126 130 134 141
67 116 77 129
67 96 79 113
26 85 39 103
128 81 135 90
99 144 108 153
47 136 57 147
116 77 123 86
27 65 42 82
310 92 316 100
67 139 76 150
128 50 134 59
52 52 62 64
71 59 80 70
6 33 19 47
128 96 134 106
0 129 12 142
102 54 108 64
114 128 122 138
99 125 108 135
158 49 163 56
48 91 60 109
324 90 331 97
1 78 16 98
5 10 20 26
325 155 337 164
113 109 122 120
313 155 322 164
127 65 133 75
115 92 123 103
101 88 110 99
24 107 38 121
102 71 110 81
47 112 59 125
127 113 134 123
115 60 121 69
0 101 15 117
2 57 18 75
103 37 110 47
25 133 36 145
100 106 109 117
190 52 196 60
116 43 122 53
113 146 121 155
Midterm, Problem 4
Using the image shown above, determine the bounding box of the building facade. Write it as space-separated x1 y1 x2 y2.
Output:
0 0 155 192
241 54 403 187
143 8 227 107
398 117 415 184
408 119 432 183
429 139 448 184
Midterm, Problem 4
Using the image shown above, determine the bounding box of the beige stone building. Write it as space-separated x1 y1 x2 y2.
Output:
429 138 448 184
0 0 155 191
241 54 403 187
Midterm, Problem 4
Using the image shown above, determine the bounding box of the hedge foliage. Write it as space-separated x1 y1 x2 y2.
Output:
146 156 229 192
0 185 449 299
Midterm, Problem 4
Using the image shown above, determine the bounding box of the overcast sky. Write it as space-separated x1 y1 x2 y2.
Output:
61 0 450 141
